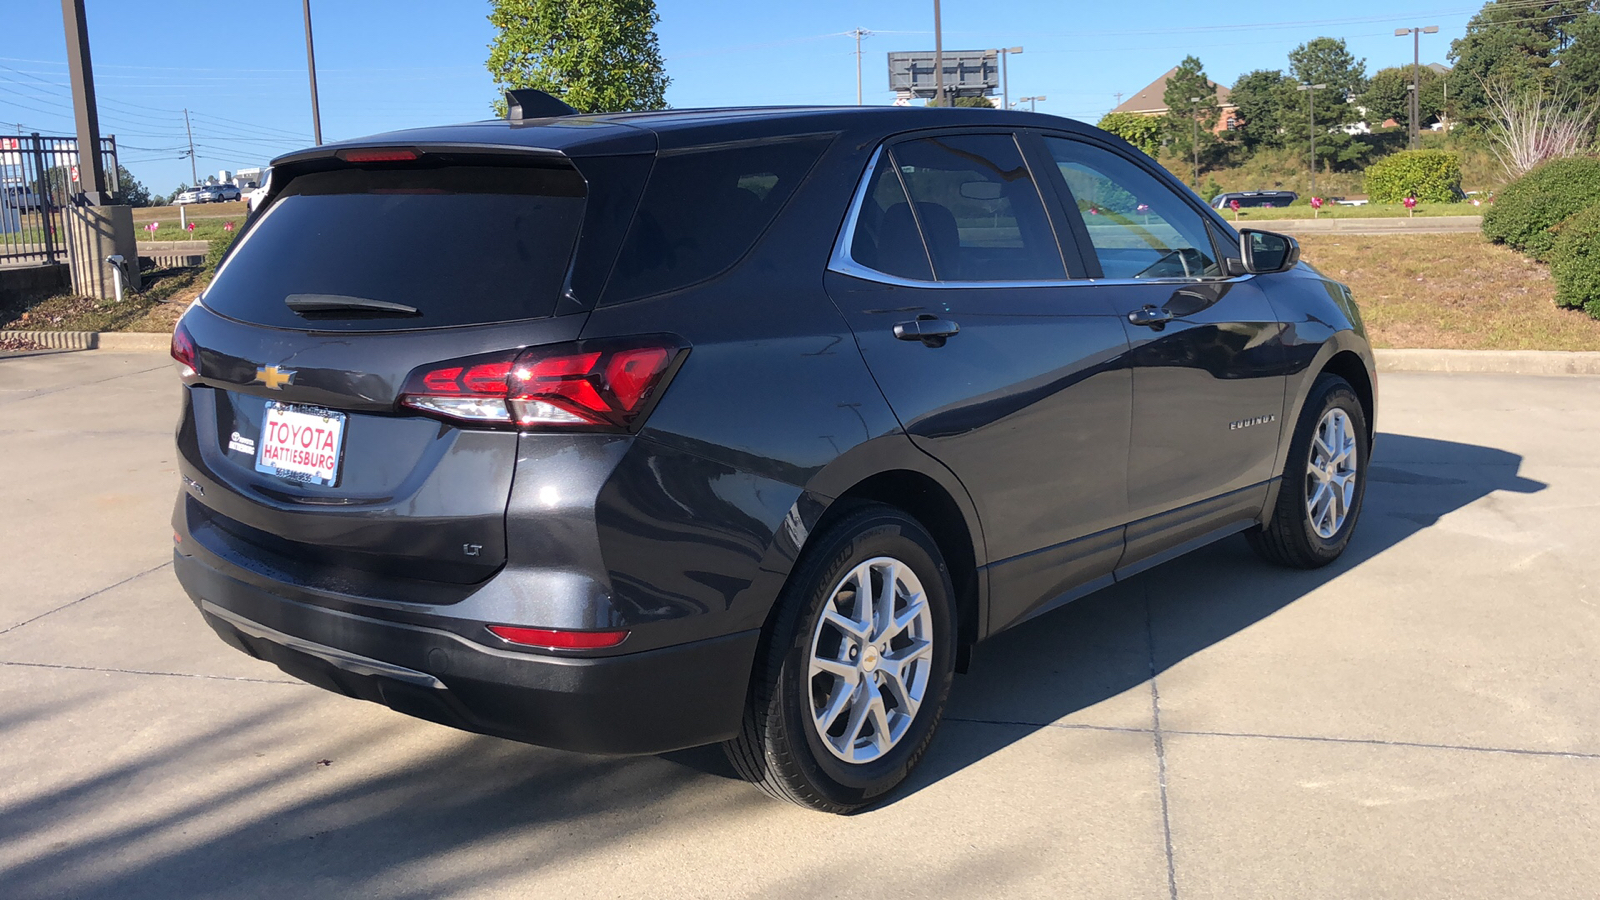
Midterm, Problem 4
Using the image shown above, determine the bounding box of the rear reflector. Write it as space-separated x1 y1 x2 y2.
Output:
337 148 420 163
487 625 629 650
398 337 686 432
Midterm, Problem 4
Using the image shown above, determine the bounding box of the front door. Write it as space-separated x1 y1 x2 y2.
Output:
1037 135 1289 562
825 132 1133 630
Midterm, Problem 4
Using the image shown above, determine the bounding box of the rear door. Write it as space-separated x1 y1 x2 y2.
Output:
177 153 634 592
825 131 1133 631
1035 134 1288 565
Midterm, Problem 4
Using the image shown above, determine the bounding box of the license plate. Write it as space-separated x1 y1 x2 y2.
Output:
255 402 346 486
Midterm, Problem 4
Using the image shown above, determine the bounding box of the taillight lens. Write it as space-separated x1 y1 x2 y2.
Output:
398 337 686 432
171 322 198 379
486 625 629 650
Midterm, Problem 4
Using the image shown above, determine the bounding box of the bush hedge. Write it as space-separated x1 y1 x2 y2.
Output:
1481 156 1600 261
203 229 238 275
1549 203 1600 317
1362 150 1462 204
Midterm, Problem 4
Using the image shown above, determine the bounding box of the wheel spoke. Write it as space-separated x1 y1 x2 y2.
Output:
815 682 854 733
888 595 927 641
821 606 870 641
843 681 875 754
866 691 893 753
873 560 898 640
810 653 858 684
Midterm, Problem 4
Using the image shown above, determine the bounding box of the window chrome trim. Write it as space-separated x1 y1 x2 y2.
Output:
827 143 1252 290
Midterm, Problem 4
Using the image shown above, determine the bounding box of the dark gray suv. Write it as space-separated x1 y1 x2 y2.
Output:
171 93 1375 813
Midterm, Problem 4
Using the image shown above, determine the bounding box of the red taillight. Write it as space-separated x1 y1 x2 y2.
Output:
486 625 629 650
337 148 419 163
398 337 686 432
171 322 197 378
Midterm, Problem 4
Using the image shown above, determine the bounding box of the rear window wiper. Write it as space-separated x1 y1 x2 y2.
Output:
285 294 420 317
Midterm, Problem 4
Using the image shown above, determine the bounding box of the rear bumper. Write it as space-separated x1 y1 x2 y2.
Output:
175 549 760 755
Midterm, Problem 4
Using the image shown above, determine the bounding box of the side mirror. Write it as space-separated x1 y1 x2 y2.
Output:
1238 229 1300 274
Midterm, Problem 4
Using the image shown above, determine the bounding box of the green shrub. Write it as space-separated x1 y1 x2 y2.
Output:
1481 157 1600 261
1362 150 1462 203
1549 203 1600 316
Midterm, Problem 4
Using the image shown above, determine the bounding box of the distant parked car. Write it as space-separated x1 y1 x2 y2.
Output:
176 186 214 204
214 184 242 202
1211 190 1298 210
2 184 41 211
244 168 271 213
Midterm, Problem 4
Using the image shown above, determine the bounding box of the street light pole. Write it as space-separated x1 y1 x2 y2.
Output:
1396 26 1439 150
1297 82 1326 198
303 0 323 145
932 0 945 107
999 46 1022 111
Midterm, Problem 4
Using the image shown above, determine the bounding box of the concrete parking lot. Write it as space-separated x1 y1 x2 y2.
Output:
1 350 1597 899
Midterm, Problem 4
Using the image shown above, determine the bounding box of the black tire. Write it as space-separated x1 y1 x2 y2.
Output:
723 503 957 814
1248 373 1369 568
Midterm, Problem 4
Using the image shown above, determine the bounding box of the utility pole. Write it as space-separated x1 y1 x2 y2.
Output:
1114 91 1123 110
182 108 197 185
932 0 945 107
303 0 323 144
852 28 870 105
1396 26 1439 150
60 0 109 205
1189 96 1203 188
1297 82 1326 197
998 47 1022 111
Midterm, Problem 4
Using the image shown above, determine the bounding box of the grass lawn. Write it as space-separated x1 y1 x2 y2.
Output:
0 267 201 335
1222 202 1484 222
1297 232 1600 352
134 202 246 243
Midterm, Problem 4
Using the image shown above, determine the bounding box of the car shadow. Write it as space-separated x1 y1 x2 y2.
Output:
0 434 1546 897
894 430 1546 797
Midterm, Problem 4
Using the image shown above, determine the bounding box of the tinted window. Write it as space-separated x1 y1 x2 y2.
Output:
602 136 830 303
847 151 934 281
1045 137 1220 280
205 164 585 331
890 134 1065 282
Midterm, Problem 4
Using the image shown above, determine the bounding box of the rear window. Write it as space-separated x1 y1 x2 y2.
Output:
205 164 585 331
600 136 831 304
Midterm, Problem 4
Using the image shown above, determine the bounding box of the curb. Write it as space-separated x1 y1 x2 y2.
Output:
0 329 97 350
1376 348 1600 375
96 332 172 352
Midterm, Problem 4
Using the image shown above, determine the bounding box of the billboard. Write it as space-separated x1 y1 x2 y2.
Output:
887 50 998 99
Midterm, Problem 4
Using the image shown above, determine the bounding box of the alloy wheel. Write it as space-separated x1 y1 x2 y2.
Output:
1305 408 1359 539
806 556 934 764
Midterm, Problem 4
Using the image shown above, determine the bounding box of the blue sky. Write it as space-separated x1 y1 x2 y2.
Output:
5 0 1479 194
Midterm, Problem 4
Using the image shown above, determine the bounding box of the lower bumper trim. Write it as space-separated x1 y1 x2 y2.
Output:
200 599 446 690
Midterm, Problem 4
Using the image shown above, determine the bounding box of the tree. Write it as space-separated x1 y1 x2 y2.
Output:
1288 37 1366 122
927 95 996 108
1163 56 1220 164
1448 0 1593 126
1361 66 1447 129
1096 111 1162 156
117 165 155 208
486 0 669 113
1561 13 1600 98
1229 69 1294 150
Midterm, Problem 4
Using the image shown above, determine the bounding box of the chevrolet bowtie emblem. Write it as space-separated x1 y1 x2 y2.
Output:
254 365 296 390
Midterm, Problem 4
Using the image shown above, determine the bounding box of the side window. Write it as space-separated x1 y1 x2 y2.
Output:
848 151 935 281
881 133 1065 282
1043 137 1221 280
603 136 831 304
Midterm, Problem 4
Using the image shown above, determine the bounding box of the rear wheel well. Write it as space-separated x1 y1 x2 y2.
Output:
1320 351 1374 443
821 471 980 668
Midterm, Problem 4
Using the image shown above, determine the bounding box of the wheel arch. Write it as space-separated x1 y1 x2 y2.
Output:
1263 333 1378 527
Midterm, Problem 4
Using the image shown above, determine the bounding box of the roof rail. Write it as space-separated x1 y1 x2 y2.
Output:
505 89 578 122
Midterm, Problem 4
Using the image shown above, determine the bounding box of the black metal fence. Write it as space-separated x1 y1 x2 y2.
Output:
0 134 120 266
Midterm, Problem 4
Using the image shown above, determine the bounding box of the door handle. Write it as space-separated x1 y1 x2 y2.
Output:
1127 305 1174 330
893 316 961 347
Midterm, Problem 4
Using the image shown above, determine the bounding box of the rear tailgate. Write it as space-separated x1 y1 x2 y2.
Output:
176 151 627 595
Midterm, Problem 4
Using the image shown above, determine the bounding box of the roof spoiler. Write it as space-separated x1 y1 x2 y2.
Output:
505 89 578 122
